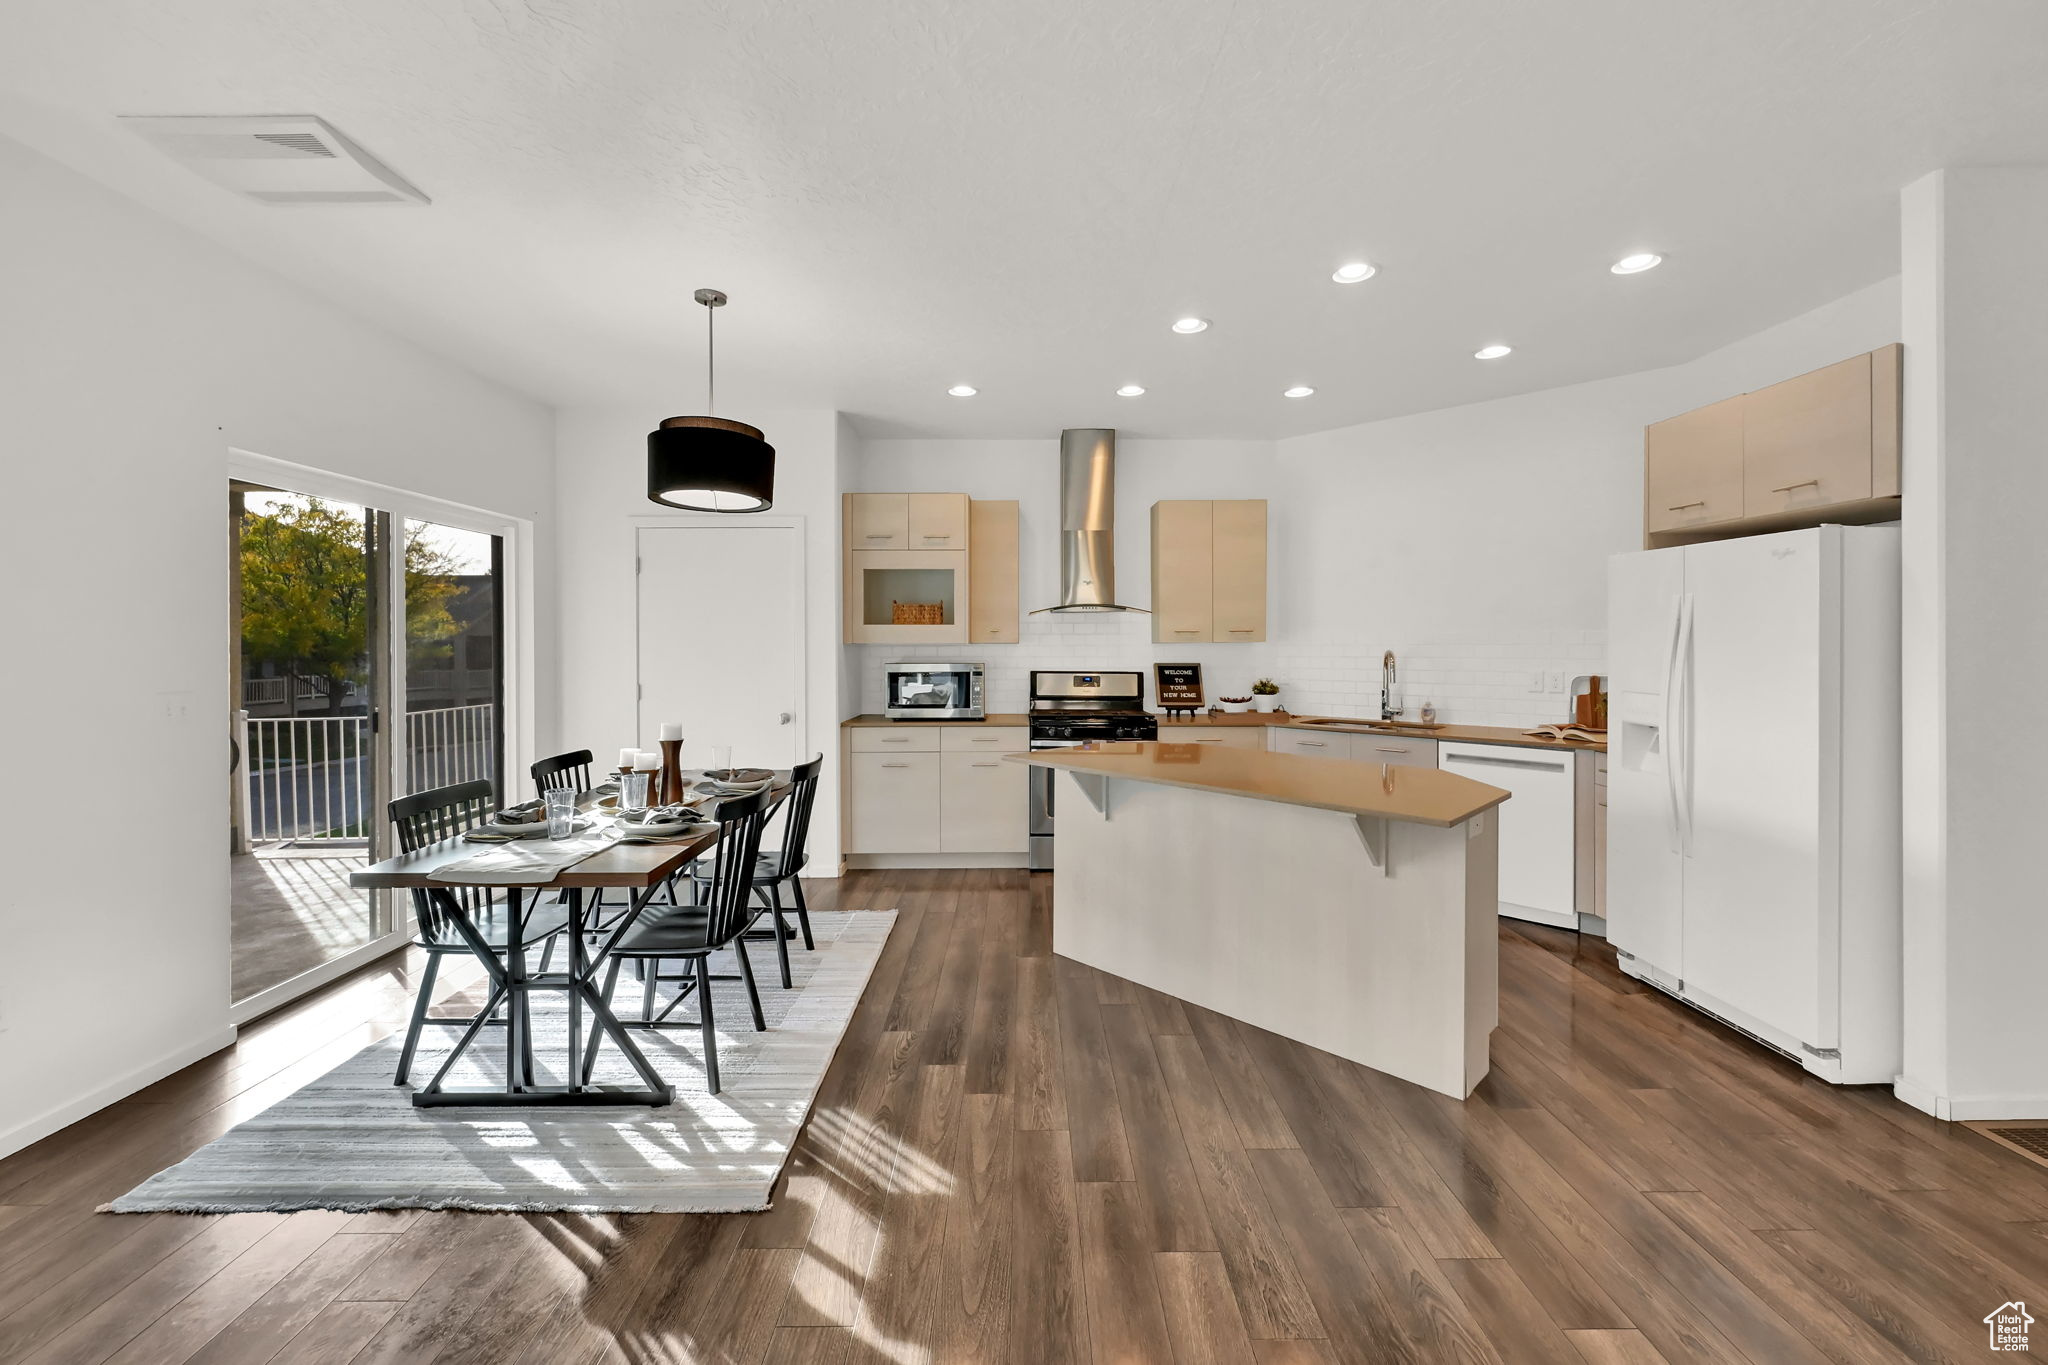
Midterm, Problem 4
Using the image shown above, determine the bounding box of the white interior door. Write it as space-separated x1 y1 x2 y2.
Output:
637 524 802 770
1681 531 1824 1046
1605 547 1686 975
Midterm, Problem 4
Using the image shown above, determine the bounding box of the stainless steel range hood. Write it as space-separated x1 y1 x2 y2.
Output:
1031 428 1149 614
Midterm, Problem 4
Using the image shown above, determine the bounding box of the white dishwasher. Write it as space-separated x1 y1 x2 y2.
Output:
1437 741 1577 928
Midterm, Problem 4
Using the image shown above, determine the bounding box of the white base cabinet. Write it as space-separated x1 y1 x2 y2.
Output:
1438 741 1577 927
845 726 1029 860
1268 728 1437 768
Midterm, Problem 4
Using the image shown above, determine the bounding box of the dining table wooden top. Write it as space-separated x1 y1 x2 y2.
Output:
350 776 788 891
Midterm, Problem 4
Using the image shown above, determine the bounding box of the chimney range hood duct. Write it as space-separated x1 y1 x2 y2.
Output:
1031 428 1149 614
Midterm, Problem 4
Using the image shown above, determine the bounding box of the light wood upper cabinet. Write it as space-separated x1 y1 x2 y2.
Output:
1742 352 1873 515
848 493 910 549
1150 500 1214 643
1150 499 1267 643
1642 344 1902 548
1210 499 1268 641
967 499 1019 644
1645 395 1745 533
908 493 969 548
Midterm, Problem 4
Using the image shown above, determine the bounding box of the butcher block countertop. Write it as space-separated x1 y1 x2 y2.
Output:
1009 741 1510 828
1157 711 1608 753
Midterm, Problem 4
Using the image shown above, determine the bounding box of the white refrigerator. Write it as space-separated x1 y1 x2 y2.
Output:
1606 525 1900 1084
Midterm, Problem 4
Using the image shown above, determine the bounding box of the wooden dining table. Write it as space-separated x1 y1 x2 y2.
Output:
351 777 787 1109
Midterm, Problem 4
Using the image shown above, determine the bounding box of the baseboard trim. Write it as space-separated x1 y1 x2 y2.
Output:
1941 1094 2048 1122
0 1025 240 1161
1892 1074 1948 1119
844 853 1031 870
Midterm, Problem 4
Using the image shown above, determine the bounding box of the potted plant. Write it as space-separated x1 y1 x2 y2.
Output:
1216 694 1253 714
1252 678 1282 713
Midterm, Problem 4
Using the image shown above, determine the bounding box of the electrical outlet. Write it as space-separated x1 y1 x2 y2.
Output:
156 689 195 724
1547 670 1566 694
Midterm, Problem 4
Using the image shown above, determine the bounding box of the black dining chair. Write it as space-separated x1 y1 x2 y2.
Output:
586 785 773 1094
388 779 572 1087
689 753 822 989
530 749 595 798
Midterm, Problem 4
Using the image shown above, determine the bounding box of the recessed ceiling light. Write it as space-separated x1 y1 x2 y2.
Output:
1474 345 1512 360
1116 384 1146 398
1331 262 1377 284
1283 385 1315 398
1611 252 1663 275
1172 317 1210 334
947 384 978 397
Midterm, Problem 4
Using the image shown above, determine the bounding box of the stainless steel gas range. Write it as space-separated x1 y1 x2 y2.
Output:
1026 669 1158 870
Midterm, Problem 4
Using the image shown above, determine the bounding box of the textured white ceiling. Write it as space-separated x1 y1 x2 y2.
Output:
3 0 2046 438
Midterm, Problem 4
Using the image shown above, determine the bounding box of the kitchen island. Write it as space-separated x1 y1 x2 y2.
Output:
1011 741 1509 1098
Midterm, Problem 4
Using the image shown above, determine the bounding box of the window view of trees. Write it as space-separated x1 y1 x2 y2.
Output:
238 496 465 716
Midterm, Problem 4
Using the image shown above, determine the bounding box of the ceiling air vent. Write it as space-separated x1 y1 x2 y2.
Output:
119 115 428 206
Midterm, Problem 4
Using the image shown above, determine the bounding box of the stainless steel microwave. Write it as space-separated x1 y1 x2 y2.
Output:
883 661 986 720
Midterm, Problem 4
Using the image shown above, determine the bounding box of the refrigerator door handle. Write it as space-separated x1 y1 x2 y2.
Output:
1673 593 1697 856
1661 594 1685 854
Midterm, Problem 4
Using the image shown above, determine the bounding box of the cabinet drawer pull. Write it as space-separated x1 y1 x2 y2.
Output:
1227 628 1255 634
971 761 1000 767
1445 752 1566 772
1195 737 1222 742
1666 500 1706 511
1174 630 1200 635
880 737 909 743
864 533 894 539
970 736 998 742
1771 479 1820 493
1296 740 1328 748
881 762 911 769
921 534 953 540
1372 745 1410 753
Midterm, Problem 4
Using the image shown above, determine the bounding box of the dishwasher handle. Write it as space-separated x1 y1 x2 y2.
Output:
1442 752 1567 773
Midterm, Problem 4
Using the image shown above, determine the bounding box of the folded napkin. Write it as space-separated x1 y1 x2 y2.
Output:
494 800 546 826
428 823 619 885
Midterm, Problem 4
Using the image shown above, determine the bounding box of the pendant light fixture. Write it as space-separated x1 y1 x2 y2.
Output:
646 288 775 512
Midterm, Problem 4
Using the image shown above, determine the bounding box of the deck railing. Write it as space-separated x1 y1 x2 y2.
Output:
244 703 496 843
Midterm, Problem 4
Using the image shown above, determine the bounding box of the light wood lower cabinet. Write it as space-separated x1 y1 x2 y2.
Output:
847 750 943 853
1167 728 1265 750
1266 728 1437 767
846 726 1029 856
939 751 1028 852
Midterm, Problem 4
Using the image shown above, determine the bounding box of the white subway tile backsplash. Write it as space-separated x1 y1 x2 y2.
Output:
851 617 1604 728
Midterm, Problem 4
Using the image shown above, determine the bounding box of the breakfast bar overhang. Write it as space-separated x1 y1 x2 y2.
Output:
1012 741 1510 1098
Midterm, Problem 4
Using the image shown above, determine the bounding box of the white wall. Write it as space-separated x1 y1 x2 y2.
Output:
0 135 558 1158
552 406 851 871
851 279 1901 724
1896 167 2048 1120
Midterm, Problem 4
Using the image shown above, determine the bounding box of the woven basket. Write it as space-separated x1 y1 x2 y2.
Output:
891 600 944 625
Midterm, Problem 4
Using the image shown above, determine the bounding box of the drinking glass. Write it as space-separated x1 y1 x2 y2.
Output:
620 770 651 815
710 744 733 778
544 786 575 839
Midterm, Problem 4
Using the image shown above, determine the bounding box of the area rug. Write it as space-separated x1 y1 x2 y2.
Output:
107 909 896 1214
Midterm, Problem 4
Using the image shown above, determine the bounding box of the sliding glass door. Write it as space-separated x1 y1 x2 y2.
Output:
229 483 505 1014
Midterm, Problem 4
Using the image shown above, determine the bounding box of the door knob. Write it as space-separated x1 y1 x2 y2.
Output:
779 712 793 725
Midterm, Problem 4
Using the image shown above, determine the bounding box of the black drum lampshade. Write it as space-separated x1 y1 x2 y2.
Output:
646 416 775 512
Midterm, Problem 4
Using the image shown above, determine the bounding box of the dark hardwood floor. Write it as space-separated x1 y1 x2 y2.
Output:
2 868 2044 1363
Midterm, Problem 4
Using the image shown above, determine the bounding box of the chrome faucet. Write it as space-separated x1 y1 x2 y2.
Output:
1380 650 1397 720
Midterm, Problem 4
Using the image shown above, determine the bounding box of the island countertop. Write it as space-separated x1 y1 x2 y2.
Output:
1009 740 1508 828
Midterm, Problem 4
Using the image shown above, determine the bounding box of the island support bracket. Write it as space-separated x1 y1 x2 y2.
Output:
1351 815 1389 876
1074 773 1111 819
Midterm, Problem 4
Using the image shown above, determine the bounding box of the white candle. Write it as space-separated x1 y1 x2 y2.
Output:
635 750 662 770
618 747 638 769
659 721 684 741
